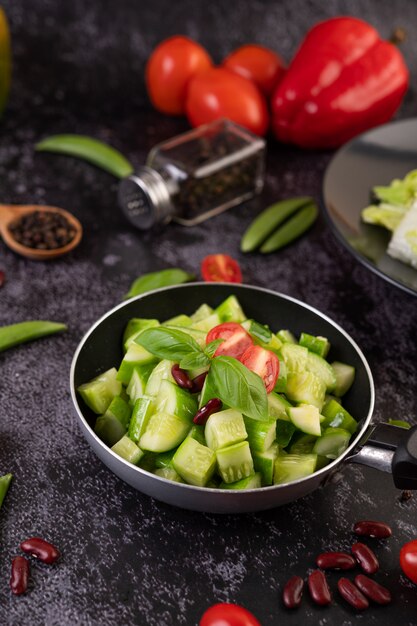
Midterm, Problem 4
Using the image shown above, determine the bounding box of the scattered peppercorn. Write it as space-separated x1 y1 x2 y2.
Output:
8 211 76 250
399 490 412 503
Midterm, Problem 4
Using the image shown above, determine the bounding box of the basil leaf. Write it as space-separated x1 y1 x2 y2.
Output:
136 327 202 361
123 269 194 300
208 356 268 421
179 352 210 371
204 339 224 358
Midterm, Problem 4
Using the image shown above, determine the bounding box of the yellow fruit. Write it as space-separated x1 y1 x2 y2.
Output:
0 7 11 118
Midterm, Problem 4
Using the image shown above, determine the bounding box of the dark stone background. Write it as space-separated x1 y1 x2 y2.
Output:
1 1 417 624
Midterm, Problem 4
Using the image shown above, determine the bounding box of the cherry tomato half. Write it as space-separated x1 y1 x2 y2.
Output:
186 67 269 136
146 36 212 115
223 44 286 96
200 602 261 626
206 323 253 359
400 539 417 584
201 254 242 283
239 345 279 392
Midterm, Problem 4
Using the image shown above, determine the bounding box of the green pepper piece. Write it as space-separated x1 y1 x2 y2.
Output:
0 321 67 353
36 135 134 179
241 197 314 252
260 202 318 253
0 473 12 508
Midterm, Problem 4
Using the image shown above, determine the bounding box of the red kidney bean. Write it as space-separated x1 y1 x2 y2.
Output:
351 542 379 574
354 574 392 605
316 551 356 570
308 570 332 606
190 371 207 393
337 577 369 610
20 537 60 564
193 398 222 425
282 575 304 609
0 270 5 288
10 556 30 595
353 520 392 539
171 364 193 390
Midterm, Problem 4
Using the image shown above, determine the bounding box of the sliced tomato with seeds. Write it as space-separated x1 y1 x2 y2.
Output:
206 322 253 359
239 345 279 392
201 254 242 283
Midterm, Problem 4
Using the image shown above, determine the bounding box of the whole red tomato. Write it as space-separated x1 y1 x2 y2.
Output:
200 603 261 626
146 36 212 115
400 539 417 584
186 67 269 136
223 44 286 96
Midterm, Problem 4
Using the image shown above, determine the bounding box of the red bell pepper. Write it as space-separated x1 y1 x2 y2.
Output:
271 16 409 149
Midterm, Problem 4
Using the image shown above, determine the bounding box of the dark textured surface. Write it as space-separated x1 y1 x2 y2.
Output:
1 1 417 624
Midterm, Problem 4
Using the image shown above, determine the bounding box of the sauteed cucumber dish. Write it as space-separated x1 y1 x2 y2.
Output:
77 295 357 490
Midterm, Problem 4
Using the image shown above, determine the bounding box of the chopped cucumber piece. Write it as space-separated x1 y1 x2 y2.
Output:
162 314 192 327
279 343 308 373
138 452 157 472
154 448 177 469
205 408 247 451
172 437 216 487
145 359 175 396
244 416 276 452
164 325 206 348
299 332 330 358
154 467 184 482
275 419 296 447
288 404 321 437
331 361 355 396
289 433 317 455
187 424 206 446
273 360 287 393
274 453 317 484
123 318 159 351
286 371 326 409
139 411 190 452
94 395 131 446
215 295 246 323
241 319 272 343
155 380 197 421
190 303 214 323
313 427 351 459
277 329 296 344
216 441 254 484
191 312 221 332
128 396 155 443
253 446 279 485
268 391 291 419
111 435 144 465
220 472 262 490
321 398 358 435
306 352 336 392
126 364 155 403
117 343 157 384
78 367 122 414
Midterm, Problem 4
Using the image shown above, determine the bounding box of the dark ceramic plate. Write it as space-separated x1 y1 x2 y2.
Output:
322 118 417 296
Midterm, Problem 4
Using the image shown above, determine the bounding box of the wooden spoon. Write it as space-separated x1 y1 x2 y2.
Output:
0 204 82 260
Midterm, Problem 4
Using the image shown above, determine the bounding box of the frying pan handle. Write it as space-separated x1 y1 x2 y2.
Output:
346 423 417 489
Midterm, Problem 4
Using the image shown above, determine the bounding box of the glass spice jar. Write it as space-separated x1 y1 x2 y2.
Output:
118 119 266 229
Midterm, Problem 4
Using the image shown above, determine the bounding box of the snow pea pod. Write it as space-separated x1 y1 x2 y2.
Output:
241 197 313 252
124 268 194 300
260 201 318 253
0 321 67 353
0 473 12 508
35 135 134 179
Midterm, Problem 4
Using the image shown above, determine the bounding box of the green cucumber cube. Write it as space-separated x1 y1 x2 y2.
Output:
145 359 175 396
126 364 155 403
268 392 291 419
274 453 317 485
273 360 287 393
154 448 177 469
128 396 155 443
77 367 122 415
117 343 157 384
313 427 351 459
215 295 246 323
306 352 336 392
123 318 159 351
286 371 326 409
172 437 216 487
279 343 308 373
139 411 190 452
154 467 184 482
111 435 144 465
155 380 197 421
299 332 330 358
241 319 272 343
216 441 254 484
275 419 296 447
289 433 317 455
162 314 192 327
331 361 355 396
288 404 321 437
138 452 157 472
277 329 296 344
191 312 221 333
205 408 247 451
187 424 206 446
321 399 358 435
244 416 277 452
94 395 131 447
253 446 279 485
220 472 262 490
190 303 214 323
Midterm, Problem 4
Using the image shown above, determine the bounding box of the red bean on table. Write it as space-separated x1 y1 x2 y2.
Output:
353 520 392 539
282 575 304 609
316 551 356 570
10 556 30 595
337 577 369 610
308 570 332 606
193 398 222 425
351 542 379 574
190 371 207 393
0 270 5 288
171 364 193 390
354 574 392 605
20 537 60 564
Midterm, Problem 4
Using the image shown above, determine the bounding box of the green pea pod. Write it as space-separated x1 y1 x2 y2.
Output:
260 201 318 253
124 268 194 300
241 197 314 252
0 321 67 353
35 135 134 179
388 419 411 429
0 473 12 508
